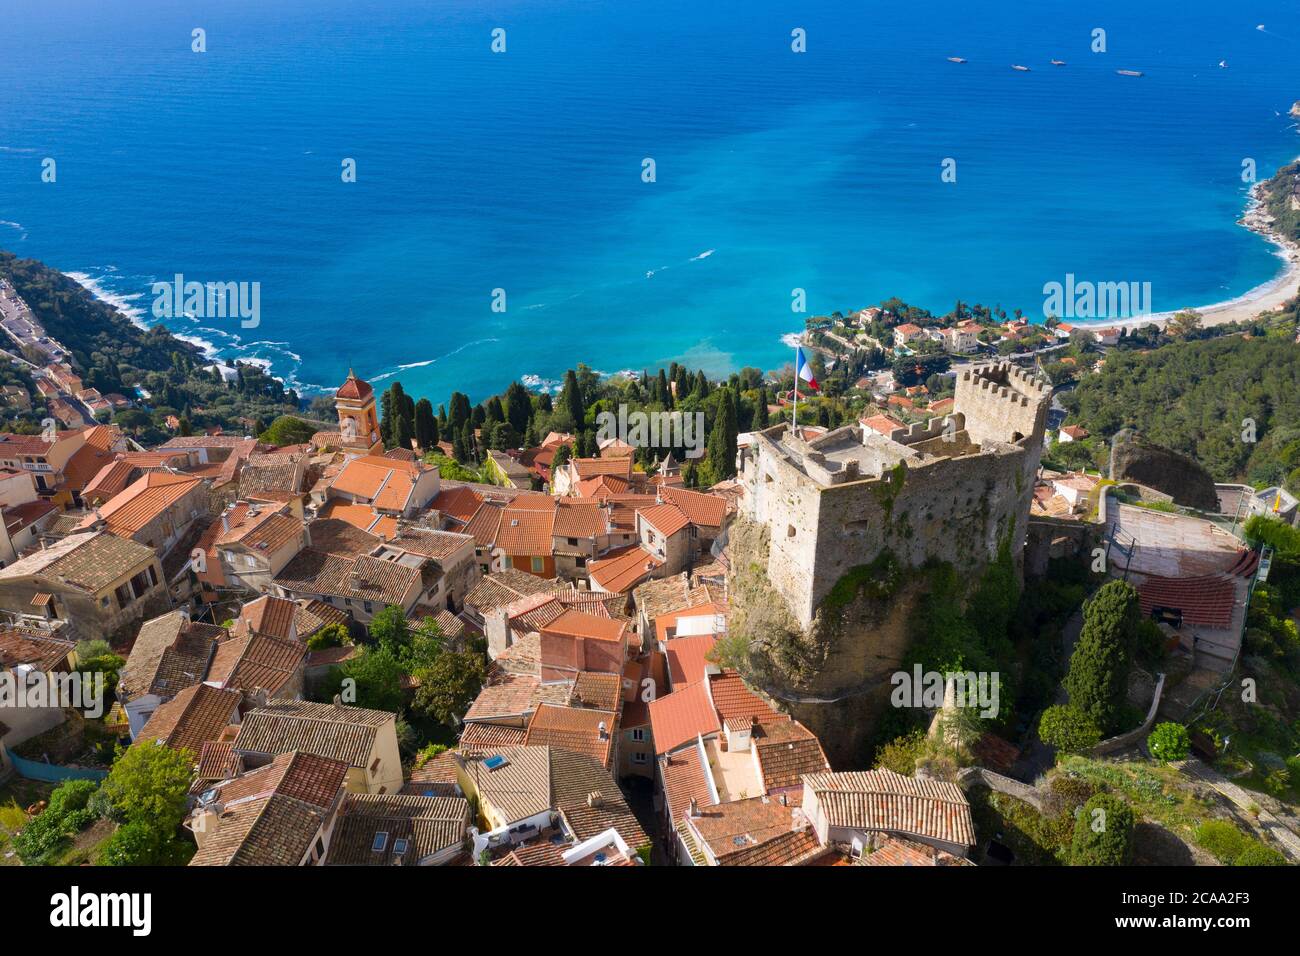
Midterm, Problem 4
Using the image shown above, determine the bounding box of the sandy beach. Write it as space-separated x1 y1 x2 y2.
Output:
1100 175 1300 331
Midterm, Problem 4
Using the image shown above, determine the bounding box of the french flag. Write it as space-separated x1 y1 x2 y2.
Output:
795 346 819 391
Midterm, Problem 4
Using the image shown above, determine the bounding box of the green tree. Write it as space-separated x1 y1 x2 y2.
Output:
1064 580 1140 732
1146 722 1190 762
415 397 437 450
1070 793 1134 866
306 621 351 651
505 381 532 435
331 646 406 713
1037 705 1102 754
98 818 192 866
412 649 487 726
102 743 195 831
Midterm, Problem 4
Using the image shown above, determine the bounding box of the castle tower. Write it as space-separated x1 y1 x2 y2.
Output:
335 369 382 455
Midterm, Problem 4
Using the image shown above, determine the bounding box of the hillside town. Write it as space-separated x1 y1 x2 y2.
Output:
0 263 1298 873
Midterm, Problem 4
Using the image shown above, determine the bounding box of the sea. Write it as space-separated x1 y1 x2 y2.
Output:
1 0 1297 403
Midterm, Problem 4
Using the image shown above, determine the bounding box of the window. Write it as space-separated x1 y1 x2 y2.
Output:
363 601 373 614
575 556 586 568
392 838 409 856
370 757 381 774
632 752 648 765
567 537 578 546
371 832 388 853
531 557 544 573
631 728 645 742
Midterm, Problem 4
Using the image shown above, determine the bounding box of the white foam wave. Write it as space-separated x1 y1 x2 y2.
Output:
690 248 715 261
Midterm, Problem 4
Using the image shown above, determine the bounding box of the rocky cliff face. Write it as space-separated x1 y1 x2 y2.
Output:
724 516 931 767
1108 430 1219 510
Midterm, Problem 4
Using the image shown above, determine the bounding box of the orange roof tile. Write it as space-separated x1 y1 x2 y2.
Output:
639 503 690 538
80 471 202 538
589 545 663 593
659 486 727 528
495 507 555 557
664 634 718 688
648 681 720 754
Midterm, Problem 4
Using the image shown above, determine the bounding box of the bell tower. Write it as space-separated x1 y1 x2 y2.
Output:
334 369 382 455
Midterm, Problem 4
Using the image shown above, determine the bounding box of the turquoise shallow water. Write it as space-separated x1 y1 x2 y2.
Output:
0 0 1297 401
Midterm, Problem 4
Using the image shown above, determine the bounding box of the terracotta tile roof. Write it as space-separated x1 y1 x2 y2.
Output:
576 474 630 498
317 500 398 539
205 750 349 811
326 793 469 865
464 672 542 721
79 471 202 538
603 493 658 530
0 626 75 672
588 545 663 593
430 485 484 524
549 747 648 848
59 426 124 491
0 530 157 593
648 681 721 755
659 486 727 529
861 413 905 436
632 572 693 624
335 371 373 401
207 632 307 696
119 610 224 700
639 502 691 538
551 499 607 538
858 835 975 866
708 670 783 726
294 598 351 640
752 720 831 791
803 769 976 848
541 608 627 644
193 741 240 791
658 748 714 822
687 796 809 864
387 527 473 561
274 549 419 606
234 701 395 768
492 632 542 676
524 703 616 767
494 843 565 866
240 455 305 496
567 457 633 481
664 634 718 688
139 683 243 755
457 746 552 824
495 507 556 556
458 722 528 752
237 595 299 640
403 750 462 797
331 454 426 513
461 500 504 549
304 516 379 558
569 671 622 712
464 568 556 614
189 792 327 866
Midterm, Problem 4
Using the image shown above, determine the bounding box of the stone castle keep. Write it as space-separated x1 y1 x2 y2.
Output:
731 363 1051 764
740 362 1051 627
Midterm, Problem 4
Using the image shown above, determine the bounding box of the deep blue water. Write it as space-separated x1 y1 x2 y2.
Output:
1 0 1298 402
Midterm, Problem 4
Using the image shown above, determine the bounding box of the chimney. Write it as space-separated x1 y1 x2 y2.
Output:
688 798 701 818
221 510 230 534
597 720 608 740
586 790 604 809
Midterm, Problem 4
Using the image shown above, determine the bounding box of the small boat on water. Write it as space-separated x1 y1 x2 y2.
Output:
1218 60 1228 68
947 56 967 63
1012 64 1030 72
1116 69 1143 77
1050 59 1066 66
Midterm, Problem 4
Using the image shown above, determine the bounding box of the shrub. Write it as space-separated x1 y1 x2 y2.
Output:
1038 705 1102 754
1147 722 1191 762
306 622 351 651
1234 843 1288 866
1193 820 1248 863
12 779 101 865
96 819 191 866
1070 793 1135 865
873 729 929 775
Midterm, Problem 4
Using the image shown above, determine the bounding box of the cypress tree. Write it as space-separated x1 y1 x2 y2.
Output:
1064 580 1140 732
415 398 436 450
505 381 532 435
562 370 584 428
395 410 414 451
756 387 770 428
379 389 395 447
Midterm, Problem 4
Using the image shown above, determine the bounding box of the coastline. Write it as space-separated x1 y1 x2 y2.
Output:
1092 174 1300 332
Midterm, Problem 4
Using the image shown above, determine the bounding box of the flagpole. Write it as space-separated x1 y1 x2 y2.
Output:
792 343 799 438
